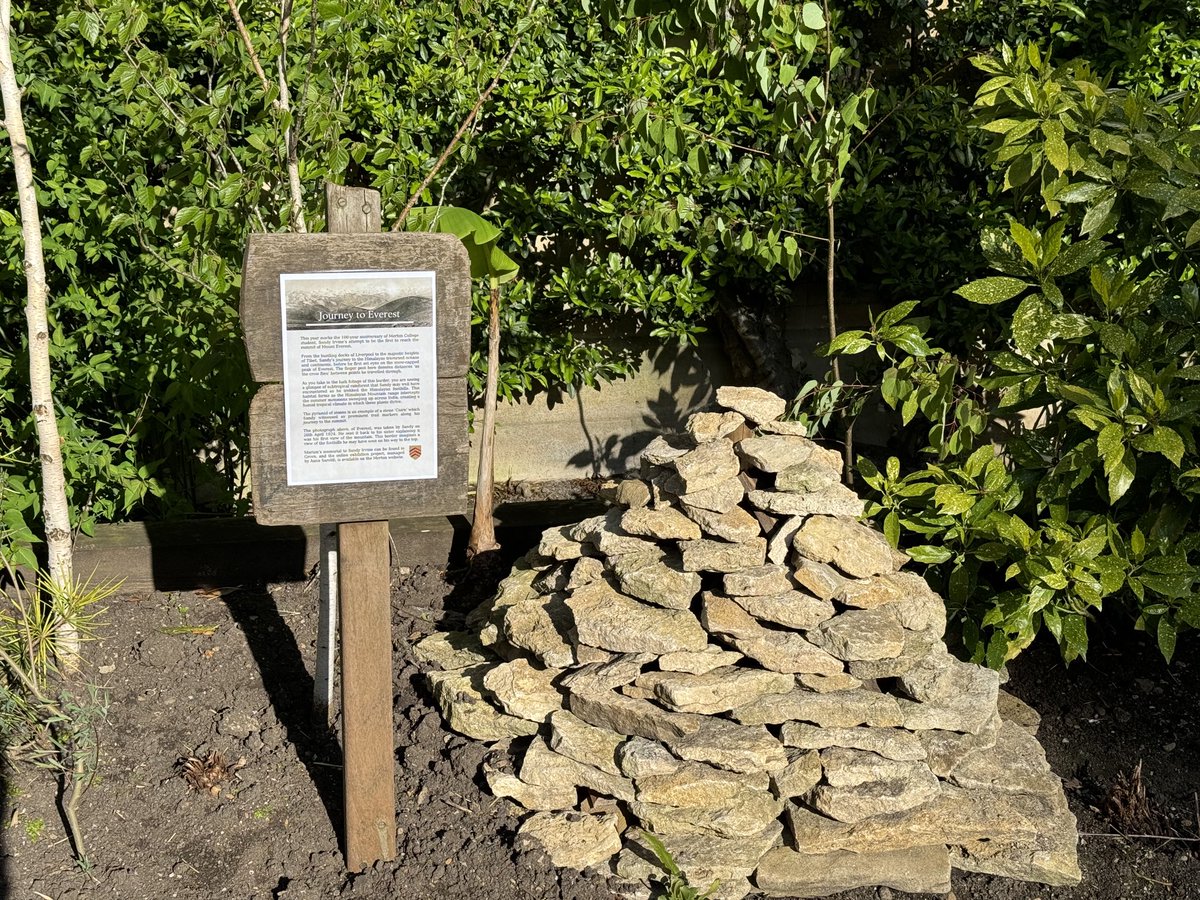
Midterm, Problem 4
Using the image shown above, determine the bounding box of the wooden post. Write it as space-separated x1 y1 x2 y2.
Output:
338 519 396 869
326 183 397 870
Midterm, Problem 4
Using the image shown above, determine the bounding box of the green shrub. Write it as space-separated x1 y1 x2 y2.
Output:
810 43 1200 665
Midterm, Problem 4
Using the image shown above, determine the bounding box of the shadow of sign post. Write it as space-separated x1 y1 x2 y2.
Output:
239 183 470 871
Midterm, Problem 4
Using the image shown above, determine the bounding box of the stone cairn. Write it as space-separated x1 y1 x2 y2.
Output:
414 387 1080 899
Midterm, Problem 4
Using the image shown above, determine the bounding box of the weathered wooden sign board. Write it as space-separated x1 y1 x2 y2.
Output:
243 228 471 525
240 184 470 872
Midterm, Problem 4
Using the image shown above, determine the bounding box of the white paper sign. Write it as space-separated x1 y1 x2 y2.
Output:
280 270 438 486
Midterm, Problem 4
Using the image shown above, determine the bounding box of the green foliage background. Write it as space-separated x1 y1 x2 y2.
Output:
804 19 1200 665
0 0 1197 660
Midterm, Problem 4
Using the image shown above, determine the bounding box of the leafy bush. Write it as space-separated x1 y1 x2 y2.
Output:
0 0 982 546
811 44 1200 664
1 0 1192 582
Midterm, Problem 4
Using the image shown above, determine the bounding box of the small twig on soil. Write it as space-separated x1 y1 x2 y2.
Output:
439 798 473 815
1134 870 1173 887
1079 831 1200 842
394 609 435 620
310 759 344 769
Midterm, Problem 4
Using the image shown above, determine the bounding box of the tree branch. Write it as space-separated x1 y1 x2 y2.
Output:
392 1 537 231
224 0 271 94
0 0 76 630
277 0 306 232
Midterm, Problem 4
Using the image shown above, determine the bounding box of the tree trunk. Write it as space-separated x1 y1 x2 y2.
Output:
0 0 77 662
716 290 799 399
826 189 853 486
467 282 501 559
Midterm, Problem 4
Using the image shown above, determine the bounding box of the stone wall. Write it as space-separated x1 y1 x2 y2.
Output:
417 388 1080 899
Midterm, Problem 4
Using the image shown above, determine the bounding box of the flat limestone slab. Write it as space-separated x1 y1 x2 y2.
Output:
566 675 703 742
747 486 865 518
716 385 786 424
678 476 745 513
634 667 794 715
622 506 702 541
518 811 623 871
485 769 577 811
412 631 490 671
521 738 634 802
567 580 707 654
793 515 908 578
428 666 538 742
664 717 790 774
618 820 783 895
686 503 762 543
482 658 564 722
702 594 843 675
737 435 831 472
669 440 742 493
784 779 1075 859
658 645 744 674
610 549 702 610
755 845 951 897
680 537 767 572
733 688 903 728
629 791 783 839
781 722 927 761
811 607 907 661
548 709 624 775
732 590 835 630
501 591 578 668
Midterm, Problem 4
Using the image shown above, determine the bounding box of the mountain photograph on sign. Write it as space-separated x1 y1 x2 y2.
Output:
282 271 435 329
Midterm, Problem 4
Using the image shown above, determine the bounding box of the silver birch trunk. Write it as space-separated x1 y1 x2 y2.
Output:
0 0 78 663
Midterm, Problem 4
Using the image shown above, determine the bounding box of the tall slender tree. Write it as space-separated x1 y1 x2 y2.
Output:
0 0 78 663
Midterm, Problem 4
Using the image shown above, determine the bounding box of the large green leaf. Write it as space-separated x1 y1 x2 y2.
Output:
1060 614 1088 662
407 206 519 284
1133 426 1185 466
954 276 1029 305
1106 447 1136 503
1096 423 1124 473
801 2 825 30
907 545 953 564
1048 239 1106 277
1157 616 1177 663
1012 294 1053 353
1042 120 1069 173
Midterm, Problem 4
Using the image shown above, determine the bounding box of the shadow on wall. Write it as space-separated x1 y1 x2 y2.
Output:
567 338 722 476
481 336 730 483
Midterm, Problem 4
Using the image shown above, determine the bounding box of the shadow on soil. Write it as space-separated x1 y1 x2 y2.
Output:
222 587 345 852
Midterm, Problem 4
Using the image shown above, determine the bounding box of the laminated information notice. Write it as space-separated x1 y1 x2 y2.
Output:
280 270 438 486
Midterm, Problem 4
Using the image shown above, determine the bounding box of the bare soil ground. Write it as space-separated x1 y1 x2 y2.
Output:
2 556 1199 900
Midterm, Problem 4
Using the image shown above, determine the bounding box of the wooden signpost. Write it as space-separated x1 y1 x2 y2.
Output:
240 184 470 870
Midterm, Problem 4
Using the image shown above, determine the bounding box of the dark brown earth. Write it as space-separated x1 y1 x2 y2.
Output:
3 551 1199 900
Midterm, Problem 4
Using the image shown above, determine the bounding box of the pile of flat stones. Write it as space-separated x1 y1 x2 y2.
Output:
414 387 1080 899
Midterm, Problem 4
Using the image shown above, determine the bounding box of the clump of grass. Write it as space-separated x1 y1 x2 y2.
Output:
640 830 719 900
0 566 117 869
1105 760 1160 833
0 569 111 684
